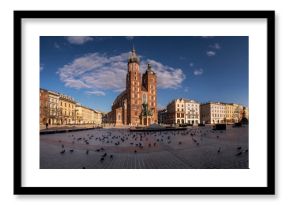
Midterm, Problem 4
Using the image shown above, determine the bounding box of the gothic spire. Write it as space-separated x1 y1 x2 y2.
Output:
128 47 140 64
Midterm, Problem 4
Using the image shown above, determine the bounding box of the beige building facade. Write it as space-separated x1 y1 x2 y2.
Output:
225 103 244 123
76 104 103 125
200 102 226 124
59 94 76 125
166 98 186 124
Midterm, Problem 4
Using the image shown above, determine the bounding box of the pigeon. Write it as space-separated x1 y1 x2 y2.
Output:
60 150 65 154
236 152 242 156
217 147 221 153
237 146 242 150
69 149 74 153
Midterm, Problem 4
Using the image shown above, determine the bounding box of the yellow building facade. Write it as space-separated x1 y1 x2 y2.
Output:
59 94 76 125
76 104 103 125
225 103 244 123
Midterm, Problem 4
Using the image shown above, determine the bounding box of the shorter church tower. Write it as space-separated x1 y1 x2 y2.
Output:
141 63 157 125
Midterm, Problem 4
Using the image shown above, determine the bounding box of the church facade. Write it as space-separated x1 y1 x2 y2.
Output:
107 48 157 126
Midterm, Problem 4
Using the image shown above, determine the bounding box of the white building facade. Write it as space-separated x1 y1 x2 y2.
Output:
48 91 60 125
184 99 200 125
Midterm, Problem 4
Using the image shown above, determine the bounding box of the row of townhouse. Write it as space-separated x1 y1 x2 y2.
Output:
40 88 103 126
158 98 249 125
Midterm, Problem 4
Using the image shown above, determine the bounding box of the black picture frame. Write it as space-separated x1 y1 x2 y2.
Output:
14 10 275 195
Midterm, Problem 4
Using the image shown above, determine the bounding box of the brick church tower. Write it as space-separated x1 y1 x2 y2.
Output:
142 63 157 124
126 48 142 125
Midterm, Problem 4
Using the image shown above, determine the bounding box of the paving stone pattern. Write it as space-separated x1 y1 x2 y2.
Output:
40 126 248 169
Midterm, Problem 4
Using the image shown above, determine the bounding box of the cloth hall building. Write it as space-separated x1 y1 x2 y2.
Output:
107 48 158 126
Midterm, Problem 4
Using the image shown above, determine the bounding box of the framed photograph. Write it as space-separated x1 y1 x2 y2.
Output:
14 10 275 195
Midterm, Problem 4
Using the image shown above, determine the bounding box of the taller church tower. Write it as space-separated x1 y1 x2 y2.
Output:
126 48 142 125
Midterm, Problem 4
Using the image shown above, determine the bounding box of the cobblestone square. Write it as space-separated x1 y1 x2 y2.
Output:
40 125 248 169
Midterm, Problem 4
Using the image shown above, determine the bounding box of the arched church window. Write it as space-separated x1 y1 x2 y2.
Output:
142 94 147 103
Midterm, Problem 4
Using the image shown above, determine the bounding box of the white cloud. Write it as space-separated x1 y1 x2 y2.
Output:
209 43 221 50
142 59 185 89
86 91 106 96
66 36 93 45
125 36 135 40
58 52 185 92
63 79 91 89
189 62 194 67
193 68 203 76
206 51 216 56
40 63 45 71
184 87 189 92
54 42 60 49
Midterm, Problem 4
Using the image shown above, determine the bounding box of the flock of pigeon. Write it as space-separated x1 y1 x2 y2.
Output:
55 127 248 168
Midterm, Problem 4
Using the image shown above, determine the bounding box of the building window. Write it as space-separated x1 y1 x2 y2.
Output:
142 94 147 103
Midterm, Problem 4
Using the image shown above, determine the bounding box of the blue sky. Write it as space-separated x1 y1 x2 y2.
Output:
40 36 248 112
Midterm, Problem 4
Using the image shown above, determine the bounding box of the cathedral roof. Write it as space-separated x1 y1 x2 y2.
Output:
112 90 127 106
